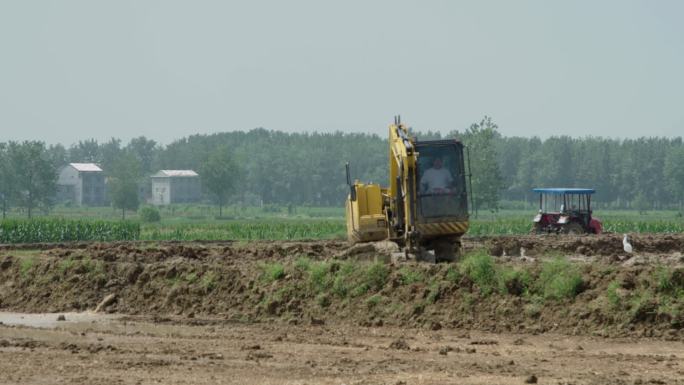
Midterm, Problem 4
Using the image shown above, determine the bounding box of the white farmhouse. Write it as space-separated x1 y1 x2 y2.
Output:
56 163 107 206
150 170 201 205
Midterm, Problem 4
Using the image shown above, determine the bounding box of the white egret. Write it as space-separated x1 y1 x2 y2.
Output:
623 234 633 254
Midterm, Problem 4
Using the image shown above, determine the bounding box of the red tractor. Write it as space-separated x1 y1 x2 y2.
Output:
532 188 602 234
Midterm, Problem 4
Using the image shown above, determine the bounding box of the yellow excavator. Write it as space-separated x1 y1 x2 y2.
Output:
345 117 471 262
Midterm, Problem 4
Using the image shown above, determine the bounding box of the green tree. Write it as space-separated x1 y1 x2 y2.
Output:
69 139 101 163
459 116 504 216
109 153 141 219
0 143 17 219
664 145 684 209
125 136 157 176
100 138 123 173
200 147 240 216
10 141 58 218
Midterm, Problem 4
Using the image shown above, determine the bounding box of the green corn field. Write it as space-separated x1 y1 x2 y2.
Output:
0 218 140 243
1 210 682 244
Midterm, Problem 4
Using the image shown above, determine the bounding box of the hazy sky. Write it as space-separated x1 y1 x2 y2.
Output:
1 0 683 145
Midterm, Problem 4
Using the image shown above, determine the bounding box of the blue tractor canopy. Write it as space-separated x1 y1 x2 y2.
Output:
533 188 595 213
531 188 602 234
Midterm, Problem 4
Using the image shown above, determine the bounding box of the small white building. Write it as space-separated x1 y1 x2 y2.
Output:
150 170 201 205
57 163 107 206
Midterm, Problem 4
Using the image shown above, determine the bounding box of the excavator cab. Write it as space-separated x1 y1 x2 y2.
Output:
411 140 469 261
415 141 469 221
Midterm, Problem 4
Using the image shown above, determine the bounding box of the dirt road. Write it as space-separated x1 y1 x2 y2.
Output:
1 314 682 385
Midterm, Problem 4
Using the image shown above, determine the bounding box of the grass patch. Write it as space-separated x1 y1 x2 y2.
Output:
363 262 389 292
366 294 383 308
308 261 332 293
316 293 331 307
653 265 684 295
524 294 544 318
294 256 312 272
426 282 441 304
201 271 218 291
629 290 658 321
606 281 622 308
81 256 106 277
445 265 461 283
459 251 497 295
537 257 584 300
325 260 388 298
58 257 75 274
260 262 286 283
19 257 35 278
497 267 531 296
184 272 198 284
331 261 358 297
399 266 424 285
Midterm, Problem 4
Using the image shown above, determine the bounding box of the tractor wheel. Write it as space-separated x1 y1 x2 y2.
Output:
562 222 584 235
530 224 544 234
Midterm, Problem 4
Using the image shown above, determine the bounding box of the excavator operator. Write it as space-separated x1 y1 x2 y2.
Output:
420 157 454 194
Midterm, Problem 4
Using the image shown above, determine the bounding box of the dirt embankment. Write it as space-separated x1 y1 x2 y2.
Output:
0 235 683 340
476 233 684 259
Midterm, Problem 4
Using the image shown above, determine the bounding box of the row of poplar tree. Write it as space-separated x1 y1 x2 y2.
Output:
2 116 683 218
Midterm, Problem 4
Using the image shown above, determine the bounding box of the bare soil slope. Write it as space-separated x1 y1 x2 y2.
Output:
1 235 682 339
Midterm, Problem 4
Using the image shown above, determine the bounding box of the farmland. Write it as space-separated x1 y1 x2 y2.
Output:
1 205 683 385
2 204 683 243
1 207 683 385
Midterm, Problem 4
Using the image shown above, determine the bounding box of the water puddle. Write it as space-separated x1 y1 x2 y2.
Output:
0 312 119 329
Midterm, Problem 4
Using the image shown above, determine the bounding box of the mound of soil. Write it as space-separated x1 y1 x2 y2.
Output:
477 233 684 259
0 237 682 340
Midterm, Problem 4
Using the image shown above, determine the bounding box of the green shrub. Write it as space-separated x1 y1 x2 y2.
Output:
498 267 531 296
308 262 331 293
332 262 357 297
460 251 497 295
538 257 584 300
261 262 285 283
139 206 161 223
362 262 389 292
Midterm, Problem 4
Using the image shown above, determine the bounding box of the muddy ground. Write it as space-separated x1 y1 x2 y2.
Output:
1 314 683 385
0 234 683 384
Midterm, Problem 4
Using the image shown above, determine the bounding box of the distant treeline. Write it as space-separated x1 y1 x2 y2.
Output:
2 120 684 214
